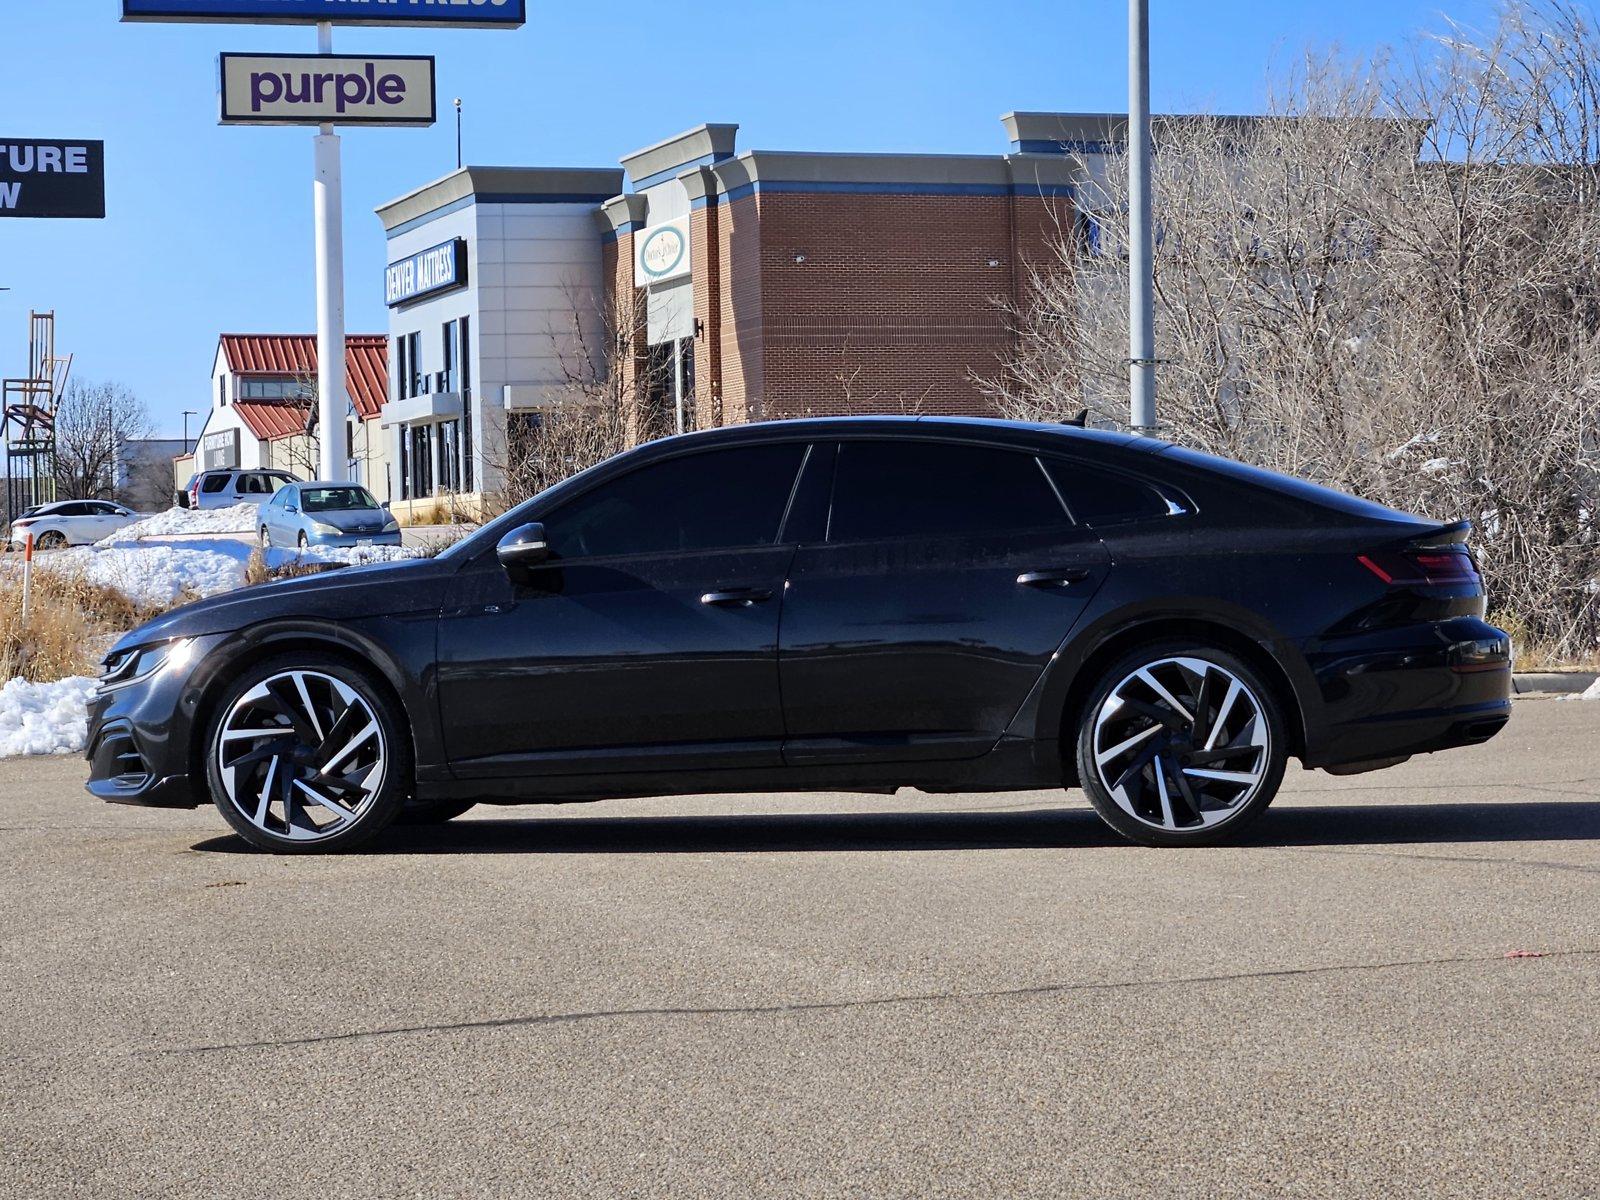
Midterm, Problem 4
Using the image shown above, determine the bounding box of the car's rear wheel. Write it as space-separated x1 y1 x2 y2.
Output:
1075 642 1286 847
204 654 411 853
35 530 66 550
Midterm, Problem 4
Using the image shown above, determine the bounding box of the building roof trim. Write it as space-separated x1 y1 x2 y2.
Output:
700 150 1078 203
374 165 626 232
621 123 738 190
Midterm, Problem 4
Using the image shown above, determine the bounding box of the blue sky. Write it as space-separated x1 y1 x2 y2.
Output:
6 0 1501 436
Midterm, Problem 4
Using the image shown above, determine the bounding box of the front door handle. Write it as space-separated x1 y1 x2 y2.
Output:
701 587 774 607
1017 567 1093 588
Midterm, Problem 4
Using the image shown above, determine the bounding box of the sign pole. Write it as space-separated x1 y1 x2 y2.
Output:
313 19 346 482
1128 0 1157 433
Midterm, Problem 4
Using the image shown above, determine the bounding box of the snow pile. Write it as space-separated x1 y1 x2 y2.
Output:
304 544 425 567
99 503 260 545
44 542 255 607
11 526 427 610
1562 676 1600 701
0 675 97 757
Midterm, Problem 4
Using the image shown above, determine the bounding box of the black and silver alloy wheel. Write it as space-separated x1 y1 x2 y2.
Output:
1076 644 1286 846
206 656 408 852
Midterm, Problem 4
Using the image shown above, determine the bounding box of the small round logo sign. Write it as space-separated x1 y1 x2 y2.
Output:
640 225 686 279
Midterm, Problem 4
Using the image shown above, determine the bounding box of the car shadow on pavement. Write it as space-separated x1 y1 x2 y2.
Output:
189 799 1600 855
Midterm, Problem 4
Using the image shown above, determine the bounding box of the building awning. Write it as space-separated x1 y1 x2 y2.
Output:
379 390 464 427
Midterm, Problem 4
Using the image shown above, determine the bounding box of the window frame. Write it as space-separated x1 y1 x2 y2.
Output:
821 436 1074 547
534 441 814 566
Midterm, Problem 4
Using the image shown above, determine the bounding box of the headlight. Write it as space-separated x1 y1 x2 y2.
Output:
311 521 343 536
97 638 194 694
382 518 400 533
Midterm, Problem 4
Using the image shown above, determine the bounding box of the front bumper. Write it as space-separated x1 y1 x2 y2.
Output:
1299 616 1512 769
83 634 231 809
303 529 402 549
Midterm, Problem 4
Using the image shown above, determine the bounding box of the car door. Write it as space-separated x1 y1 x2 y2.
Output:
86 502 123 541
263 487 292 543
435 441 811 778
777 437 1111 765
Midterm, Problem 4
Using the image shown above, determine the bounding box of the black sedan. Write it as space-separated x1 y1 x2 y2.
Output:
86 417 1512 852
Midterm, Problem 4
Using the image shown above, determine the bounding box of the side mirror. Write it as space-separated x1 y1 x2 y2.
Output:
496 522 549 578
286 504 298 514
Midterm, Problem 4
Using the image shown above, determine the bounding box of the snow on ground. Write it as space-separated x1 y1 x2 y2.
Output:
3 502 430 608
0 675 97 757
1562 676 1600 701
98 502 262 544
42 542 255 607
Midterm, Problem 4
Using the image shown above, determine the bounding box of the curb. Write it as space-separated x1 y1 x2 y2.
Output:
1513 672 1598 695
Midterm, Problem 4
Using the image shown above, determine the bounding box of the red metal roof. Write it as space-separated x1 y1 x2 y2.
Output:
218 335 389 440
232 401 312 441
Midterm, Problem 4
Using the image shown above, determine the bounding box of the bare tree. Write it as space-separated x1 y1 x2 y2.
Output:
50 380 152 502
483 280 671 512
986 1 1600 660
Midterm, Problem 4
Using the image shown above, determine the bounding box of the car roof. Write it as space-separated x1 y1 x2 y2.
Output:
630 414 1164 457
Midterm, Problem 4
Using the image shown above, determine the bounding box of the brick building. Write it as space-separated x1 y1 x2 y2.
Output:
375 112 1103 516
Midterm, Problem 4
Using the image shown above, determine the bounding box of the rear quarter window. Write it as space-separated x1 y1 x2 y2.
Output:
1157 445 1416 522
1042 460 1173 527
200 474 230 493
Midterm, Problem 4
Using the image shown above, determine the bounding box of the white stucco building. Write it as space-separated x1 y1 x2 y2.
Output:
374 166 623 517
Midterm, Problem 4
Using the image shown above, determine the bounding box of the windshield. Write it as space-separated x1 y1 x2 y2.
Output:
301 486 380 513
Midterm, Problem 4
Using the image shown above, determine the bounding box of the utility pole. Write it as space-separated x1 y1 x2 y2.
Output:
1128 0 1157 433
313 19 347 482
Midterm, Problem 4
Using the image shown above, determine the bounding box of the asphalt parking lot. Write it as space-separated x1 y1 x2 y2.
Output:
3 699 1597 1199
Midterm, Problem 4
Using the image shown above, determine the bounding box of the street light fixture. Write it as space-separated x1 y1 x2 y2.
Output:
182 409 198 455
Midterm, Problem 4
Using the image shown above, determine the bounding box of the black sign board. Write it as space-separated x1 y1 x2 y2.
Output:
0 140 106 219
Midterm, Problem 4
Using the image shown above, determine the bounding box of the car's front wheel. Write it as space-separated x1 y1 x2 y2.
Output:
205 654 411 853
1075 642 1287 847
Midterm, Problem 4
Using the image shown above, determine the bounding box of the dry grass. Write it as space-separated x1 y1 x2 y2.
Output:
0 570 174 683
243 549 343 587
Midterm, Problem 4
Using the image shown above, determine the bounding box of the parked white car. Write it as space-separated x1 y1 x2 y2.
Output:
6 500 143 550
178 469 299 511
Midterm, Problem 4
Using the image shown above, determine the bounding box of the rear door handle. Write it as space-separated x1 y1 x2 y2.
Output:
1017 568 1093 588
701 587 774 607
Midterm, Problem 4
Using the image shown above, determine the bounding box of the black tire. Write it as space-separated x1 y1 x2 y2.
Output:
398 800 477 825
203 652 412 854
1074 640 1287 847
35 530 67 550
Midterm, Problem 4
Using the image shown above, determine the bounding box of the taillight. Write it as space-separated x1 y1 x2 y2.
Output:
1358 548 1481 588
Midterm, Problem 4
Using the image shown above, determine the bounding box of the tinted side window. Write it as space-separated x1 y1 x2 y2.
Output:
1043 460 1172 527
200 474 230 493
546 444 807 560
57 503 90 517
828 440 1067 542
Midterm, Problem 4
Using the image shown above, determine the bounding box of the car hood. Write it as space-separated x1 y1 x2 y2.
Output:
108 556 452 657
303 507 390 530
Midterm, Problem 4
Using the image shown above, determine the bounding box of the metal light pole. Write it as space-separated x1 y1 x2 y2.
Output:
1128 0 1157 433
313 19 347 482
181 409 197 456
455 98 463 169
